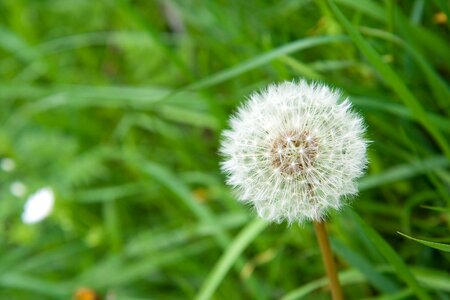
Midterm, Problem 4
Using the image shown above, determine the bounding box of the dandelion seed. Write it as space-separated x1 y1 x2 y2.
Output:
220 80 367 224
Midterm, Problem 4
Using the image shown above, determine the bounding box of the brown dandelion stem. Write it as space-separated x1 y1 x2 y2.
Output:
314 221 343 300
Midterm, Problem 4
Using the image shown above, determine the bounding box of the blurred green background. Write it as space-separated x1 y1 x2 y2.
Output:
1 0 449 299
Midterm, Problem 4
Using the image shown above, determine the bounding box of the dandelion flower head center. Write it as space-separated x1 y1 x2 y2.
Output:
271 130 319 176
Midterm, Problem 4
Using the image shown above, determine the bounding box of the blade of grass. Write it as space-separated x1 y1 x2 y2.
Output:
397 232 450 252
73 182 145 203
431 0 450 17
281 265 450 300
358 156 449 191
186 35 349 90
336 0 450 60
127 156 268 300
14 85 218 129
0 273 70 299
115 0 193 79
350 212 431 300
281 269 365 300
363 289 412 300
0 26 37 61
328 0 450 158
359 26 450 109
0 30 194 81
420 205 450 213
352 97 450 133
410 0 425 25
15 85 207 112
103 201 122 253
77 240 212 288
331 238 399 293
400 191 437 234
195 218 268 300
125 213 248 257
14 243 84 273
135 160 217 224
334 0 385 22
279 55 324 80
410 267 450 292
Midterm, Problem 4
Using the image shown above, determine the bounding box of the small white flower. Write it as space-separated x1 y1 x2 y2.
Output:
1 158 16 172
10 181 27 197
21 187 55 224
220 80 367 224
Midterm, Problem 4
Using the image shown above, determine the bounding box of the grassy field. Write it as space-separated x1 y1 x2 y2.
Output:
0 0 449 299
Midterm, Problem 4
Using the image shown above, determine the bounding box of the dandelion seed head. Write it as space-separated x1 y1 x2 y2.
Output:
10 181 27 197
21 187 54 224
220 80 368 224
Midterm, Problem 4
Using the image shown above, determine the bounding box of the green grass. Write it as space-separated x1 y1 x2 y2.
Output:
0 0 449 299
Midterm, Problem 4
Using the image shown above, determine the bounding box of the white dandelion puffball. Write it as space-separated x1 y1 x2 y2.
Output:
1 158 16 172
21 187 55 224
220 80 367 224
10 181 27 197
